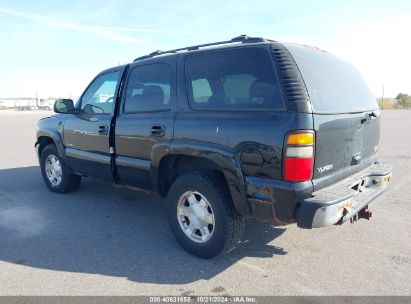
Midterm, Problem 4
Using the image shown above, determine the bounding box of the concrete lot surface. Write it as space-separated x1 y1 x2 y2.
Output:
0 110 410 296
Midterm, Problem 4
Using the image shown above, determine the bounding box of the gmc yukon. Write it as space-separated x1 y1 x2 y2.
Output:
35 35 392 258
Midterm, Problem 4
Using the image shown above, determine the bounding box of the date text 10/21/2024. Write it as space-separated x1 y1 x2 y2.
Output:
149 296 257 303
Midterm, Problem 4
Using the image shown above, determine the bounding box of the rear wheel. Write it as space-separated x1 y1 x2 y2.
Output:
167 171 244 258
40 144 81 193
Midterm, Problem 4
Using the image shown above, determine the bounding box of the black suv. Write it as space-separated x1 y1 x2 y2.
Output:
35 35 392 258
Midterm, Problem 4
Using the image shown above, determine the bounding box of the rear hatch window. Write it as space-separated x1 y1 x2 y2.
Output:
283 43 378 114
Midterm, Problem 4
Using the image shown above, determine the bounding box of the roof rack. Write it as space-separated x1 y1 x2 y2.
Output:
133 35 269 62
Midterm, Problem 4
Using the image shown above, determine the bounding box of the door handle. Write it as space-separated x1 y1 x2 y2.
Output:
98 125 108 135
151 125 165 137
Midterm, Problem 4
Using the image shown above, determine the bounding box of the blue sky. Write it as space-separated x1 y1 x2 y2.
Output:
0 0 410 98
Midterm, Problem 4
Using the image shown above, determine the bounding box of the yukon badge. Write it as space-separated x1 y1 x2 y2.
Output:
318 164 334 173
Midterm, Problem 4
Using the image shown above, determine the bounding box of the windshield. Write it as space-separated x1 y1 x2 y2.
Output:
284 43 378 113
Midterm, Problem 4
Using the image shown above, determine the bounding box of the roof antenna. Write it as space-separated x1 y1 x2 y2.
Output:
231 35 249 41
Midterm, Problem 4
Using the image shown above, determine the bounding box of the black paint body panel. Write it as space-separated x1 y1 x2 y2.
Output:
35 39 386 225
312 111 380 191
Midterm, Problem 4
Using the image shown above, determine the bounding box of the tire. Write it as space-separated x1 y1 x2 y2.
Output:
166 171 244 258
40 144 81 193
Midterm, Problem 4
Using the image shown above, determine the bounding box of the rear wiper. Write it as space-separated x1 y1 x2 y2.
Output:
361 111 378 124
368 111 377 118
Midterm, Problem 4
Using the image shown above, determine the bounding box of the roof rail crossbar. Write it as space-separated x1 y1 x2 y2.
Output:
133 35 267 62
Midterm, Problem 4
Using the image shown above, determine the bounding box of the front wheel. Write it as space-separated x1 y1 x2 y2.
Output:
166 171 244 258
40 144 81 193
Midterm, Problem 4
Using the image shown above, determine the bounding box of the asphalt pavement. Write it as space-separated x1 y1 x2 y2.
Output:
0 110 409 296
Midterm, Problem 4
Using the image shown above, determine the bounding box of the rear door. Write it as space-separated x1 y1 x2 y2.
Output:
114 59 176 189
283 44 380 190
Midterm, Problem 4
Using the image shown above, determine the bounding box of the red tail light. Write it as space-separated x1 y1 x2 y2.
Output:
283 132 315 182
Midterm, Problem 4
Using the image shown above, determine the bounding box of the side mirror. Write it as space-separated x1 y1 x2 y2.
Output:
54 99 75 114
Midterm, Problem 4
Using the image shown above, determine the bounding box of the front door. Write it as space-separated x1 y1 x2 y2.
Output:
63 69 123 180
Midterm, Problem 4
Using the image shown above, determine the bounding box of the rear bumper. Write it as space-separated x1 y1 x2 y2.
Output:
297 162 392 228
245 177 313 225
245 162 392 227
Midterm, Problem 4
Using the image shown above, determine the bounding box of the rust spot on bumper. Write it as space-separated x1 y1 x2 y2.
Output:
358 206 372 220
248 198 290 226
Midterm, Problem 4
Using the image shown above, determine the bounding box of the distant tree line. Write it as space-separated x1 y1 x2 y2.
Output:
395 93 411 109
378 93 411 110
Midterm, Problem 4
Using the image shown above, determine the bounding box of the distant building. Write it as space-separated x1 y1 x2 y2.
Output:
377 97 396 110
0 97 37 109
0 97 63 110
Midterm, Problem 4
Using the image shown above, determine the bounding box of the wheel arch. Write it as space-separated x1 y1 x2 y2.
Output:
36 130 67 164
152 142 251 218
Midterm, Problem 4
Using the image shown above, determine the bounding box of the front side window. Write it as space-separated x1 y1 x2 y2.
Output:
123 63 171 113
80 71 120 114
185 48 283 110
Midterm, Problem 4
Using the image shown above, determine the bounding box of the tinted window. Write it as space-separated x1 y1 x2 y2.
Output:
124 63 171 113
185 48 283 110
81 71 120 114
192 78 212 103
284 43 378 113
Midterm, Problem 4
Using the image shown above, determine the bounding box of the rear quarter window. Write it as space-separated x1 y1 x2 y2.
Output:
185 48 284 110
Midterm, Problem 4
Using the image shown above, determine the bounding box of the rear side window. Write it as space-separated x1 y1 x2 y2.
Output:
284 43 378 113
185 48 283 110
192 79 212 103
123 63 171 113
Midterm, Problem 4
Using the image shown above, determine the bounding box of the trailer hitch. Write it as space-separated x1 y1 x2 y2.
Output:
358 206 372 220
349 206 372 224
